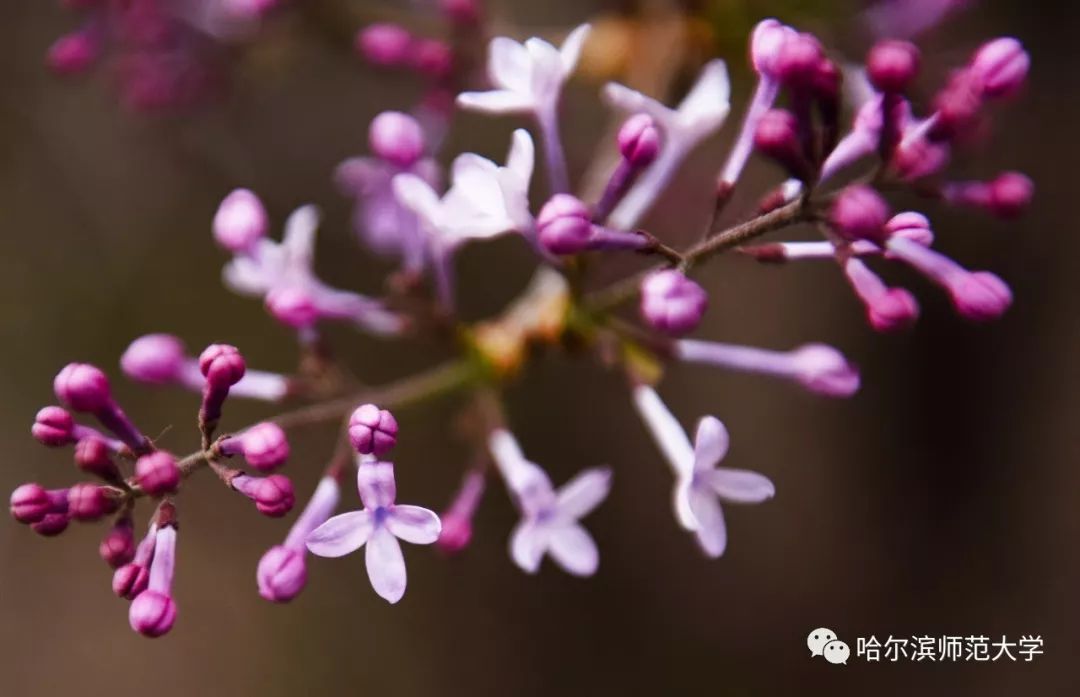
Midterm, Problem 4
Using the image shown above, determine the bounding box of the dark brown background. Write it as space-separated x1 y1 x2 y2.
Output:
1 1 1077 695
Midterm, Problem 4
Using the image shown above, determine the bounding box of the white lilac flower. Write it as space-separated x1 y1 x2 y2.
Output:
488 429 611 577
306 460 441 604
603 59 732 229
632 386 774 558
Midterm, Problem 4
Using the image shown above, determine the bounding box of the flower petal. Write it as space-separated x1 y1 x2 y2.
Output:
555 467 612 521
392 172 442 228
488 37 532 93
505 129 535 187
675 59 731 135
365 527 407 603
281 205 319 275
672 476 697 531
509 520 548 574
357 461 396 509
305 511 373 558
559 24 591 76
457 90 535 114
222 255 272 297
525 37 563 101
632 385 694 476
692 416 729 473
547 523 599 577
688 487 727 558
386 505 442 544
334 157 385 196
701 468 776 504
602 82 673 125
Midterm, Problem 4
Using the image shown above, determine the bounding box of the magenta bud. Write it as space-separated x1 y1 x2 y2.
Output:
10 483 52 524
32 406 75 447
31 513 70 537
931 71 983 140
885 212 934 246
440 0 481 24
776 32 824 87
54 363 112 412
949 271 1012 322
369 111 425 169
67 482 119 522
867 288 920 333
789 344 861 397
213 189 268 253
866 40 920 94
256 545 307 602
113 563 150 599
46 31 99 76
199 344 246 389
617 114 660 167
640 270 708 336
829 185 891 243
356 23 413 67
129 590 177 638
75 437 118 480
969 38 1029 99
754 109 807 176
412 39 454 80
239 422 290 472
265 286 319 328
436 513 473 555
537 194 593 255
236 474 295 517
750 18 794 78
135 452 180 497
988 172 1034 219
348 404 399 456
120 333 186 385
100 518 136 568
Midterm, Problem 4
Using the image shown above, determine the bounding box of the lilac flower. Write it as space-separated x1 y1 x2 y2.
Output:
218 199 404 337
675 340 860 398
632 386 774 557
306 460 441 603
258 476 340 603
129 523 178 638
603 60 732 228
488 429 611 576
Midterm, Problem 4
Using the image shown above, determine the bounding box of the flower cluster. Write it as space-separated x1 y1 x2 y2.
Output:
19 2 1034 639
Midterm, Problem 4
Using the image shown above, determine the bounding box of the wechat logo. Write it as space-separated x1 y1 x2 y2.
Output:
808 628 850 665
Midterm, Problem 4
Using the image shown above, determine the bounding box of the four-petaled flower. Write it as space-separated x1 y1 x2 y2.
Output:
633 386 775 557
488 429 612 577
306 460 441 603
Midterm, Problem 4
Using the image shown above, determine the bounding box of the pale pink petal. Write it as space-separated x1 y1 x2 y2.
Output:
392 172 442 227
488 37 532 93
674 59 731 136
632 385 694 476
702 468 776 504
222 256 271 297
559 24 591 76
509 520 548 574
305 511 373 558
281 205 319 275
525 37 563 99
365 527 407 603
334 157 385 196
688 487 727 558
554 467 612 521
505 129 535 186
602 82 673 125
547 524 599 577
457 90 535 114
386 505 441 544
357 461 396 509
692 416 729 473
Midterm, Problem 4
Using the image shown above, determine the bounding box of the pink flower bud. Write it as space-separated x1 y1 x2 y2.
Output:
100 518 136 568
412 39 454 80
640 270 708 337
67 482 119 522
265 286 319 328
32 513 70 537
969 38 1029 99
754 109 808 178
213 189 268 253
199 344 246 389
885 212 934 246
46 31 99 76
234 422 290 472
775 32 824 88
750 18 794 78
10 483 53 524
867 40 920 94
931 71 983 140
988 172 1034 219
121 333 186 385
829 185 891 243
54 363 111 412
788 344 861 397
233 474 295 517
369 111 425 169
75 437 119 480
537 194 593 255
32 406 75 447
129 590 176 638
437 513 473 555
356 23 414 67
617 114 660 167
867 289 920 333
948 271 1012 322
348 404 399 456
135 452 180 497
256 545 307 602
113 563 150 599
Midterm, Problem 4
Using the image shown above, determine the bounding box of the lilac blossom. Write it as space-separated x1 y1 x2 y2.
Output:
675 340 860 398
488 429 611 577
306 461 441 604
632 386 774 557
258 476 340 603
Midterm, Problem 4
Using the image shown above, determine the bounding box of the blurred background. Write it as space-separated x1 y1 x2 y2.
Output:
1 0 1077 694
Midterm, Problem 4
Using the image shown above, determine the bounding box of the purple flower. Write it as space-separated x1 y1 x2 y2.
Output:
632 386 774 557
135 452 181 497
257 476 340 603
217 422 289 472
488 429 611 577
306 461 441 603
437 470 486 555
232 473 295 518
640 270 708 336
129 524 178 638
